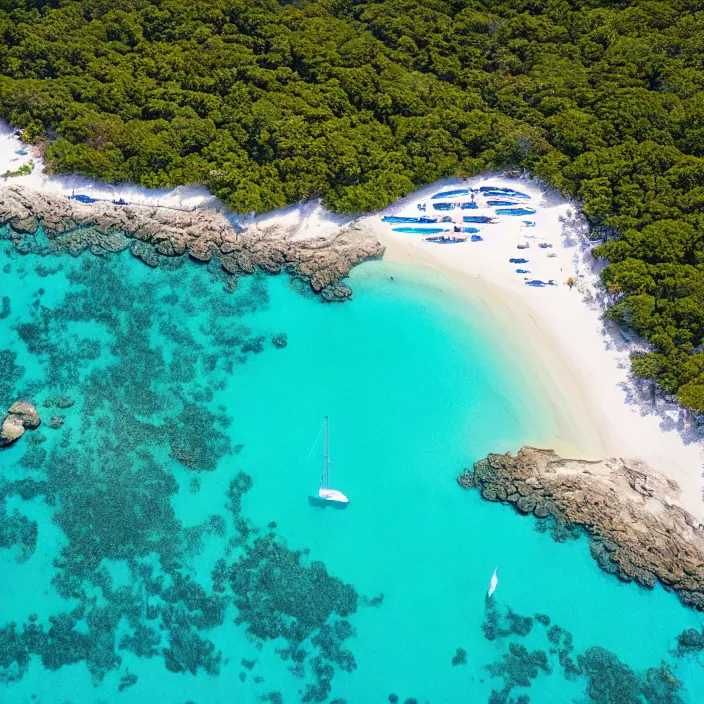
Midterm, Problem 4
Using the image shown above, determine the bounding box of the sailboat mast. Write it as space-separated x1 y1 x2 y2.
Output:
323 416 329 489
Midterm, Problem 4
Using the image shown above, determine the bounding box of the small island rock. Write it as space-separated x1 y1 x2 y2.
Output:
0 401 41 447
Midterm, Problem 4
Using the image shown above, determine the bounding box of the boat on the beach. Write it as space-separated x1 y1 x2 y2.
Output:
516 268 530 274
309 416 349 509
455 226 480 234
393 227 448 234
424 235 467 244
509 257 529 264
517 243 529 249
112 198 127 206
495 207 536 216
432 202 455 211
487 567 498 598
462 215 496 224
480 186 531 199
431 189 474 199
382 215 437 224
470 235 483 242
487 199 517 206
522 221 536 227
69 192 97 204
538 243 553 249
525 279 557 287
460 201 479 210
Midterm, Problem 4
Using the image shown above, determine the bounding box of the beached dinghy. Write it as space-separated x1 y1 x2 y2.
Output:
432 202 456 211
382 216 424 224
463 215 497 223
495 207 536 216
431 189 474 199
393 227 447 234
424 235 467 244
309 417 349 509
69 192 97 204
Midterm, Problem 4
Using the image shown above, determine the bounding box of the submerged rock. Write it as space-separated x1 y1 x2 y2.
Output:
460 446 704 610
0 401 41 447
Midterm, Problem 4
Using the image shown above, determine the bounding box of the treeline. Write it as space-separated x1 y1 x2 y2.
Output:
1 0 704 410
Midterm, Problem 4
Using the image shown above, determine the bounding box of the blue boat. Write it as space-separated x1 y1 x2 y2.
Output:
69 193 97 204
538 243 553 249
509 258 529 264
480 186 531 199
495 207 536 216
393 227 448 234
460 201 478 210
463 215 496 223
525 280 547 287
470 235 483 242
418 217 438 223
522 221 536 227
112 198 127 206
459 226 480 234
15 148 28 156
432 203 455 211
516 269 530 274
425 235 467 244
383 216 423 224
487 199 517 206
431 189 473 200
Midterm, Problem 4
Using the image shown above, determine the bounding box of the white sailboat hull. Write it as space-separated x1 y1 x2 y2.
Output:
318 488 349 504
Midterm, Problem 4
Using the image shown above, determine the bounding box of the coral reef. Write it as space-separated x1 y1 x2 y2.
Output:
481 600 685 704
460 447 704 609
0 249 367 695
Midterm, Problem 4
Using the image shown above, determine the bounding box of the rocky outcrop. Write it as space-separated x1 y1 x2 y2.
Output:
0 185 384 294
0 401 41 447
459 446 704 610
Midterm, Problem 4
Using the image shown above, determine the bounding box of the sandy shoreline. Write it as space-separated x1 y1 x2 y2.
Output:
369 176 704 522
3 122 703 521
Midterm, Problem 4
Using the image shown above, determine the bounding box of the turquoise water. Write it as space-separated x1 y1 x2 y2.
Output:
1 238 703 703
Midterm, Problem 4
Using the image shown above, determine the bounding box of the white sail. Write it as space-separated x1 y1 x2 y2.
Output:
487 567 498 597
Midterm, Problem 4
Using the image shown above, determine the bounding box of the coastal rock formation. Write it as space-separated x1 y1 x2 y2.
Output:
0 401 41 447
0 185 383 294
459 446 704 610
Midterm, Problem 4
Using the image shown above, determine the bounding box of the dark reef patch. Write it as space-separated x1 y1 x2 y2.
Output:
481 599 686 704
0 247 366 697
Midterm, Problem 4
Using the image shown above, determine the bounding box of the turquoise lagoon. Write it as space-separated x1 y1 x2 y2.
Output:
0 237 703 703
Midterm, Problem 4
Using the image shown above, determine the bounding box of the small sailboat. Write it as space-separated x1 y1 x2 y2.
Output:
308 417 349 509
488 567 498 597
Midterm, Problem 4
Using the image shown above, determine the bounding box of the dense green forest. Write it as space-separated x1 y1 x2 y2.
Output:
2 0 704 411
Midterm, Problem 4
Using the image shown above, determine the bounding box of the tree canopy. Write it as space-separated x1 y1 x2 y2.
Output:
2 0 704 410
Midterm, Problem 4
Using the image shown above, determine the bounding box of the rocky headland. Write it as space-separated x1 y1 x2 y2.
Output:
0 185 384 298
458 446 704 610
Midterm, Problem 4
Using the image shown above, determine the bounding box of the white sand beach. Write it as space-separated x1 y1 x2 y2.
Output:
370 176 704 521
2 122 702 520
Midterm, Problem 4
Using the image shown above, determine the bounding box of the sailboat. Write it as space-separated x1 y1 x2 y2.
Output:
487 567 498 597
308 417 349 509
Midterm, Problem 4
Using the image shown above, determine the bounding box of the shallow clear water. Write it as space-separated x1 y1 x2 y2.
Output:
1 238 703 703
